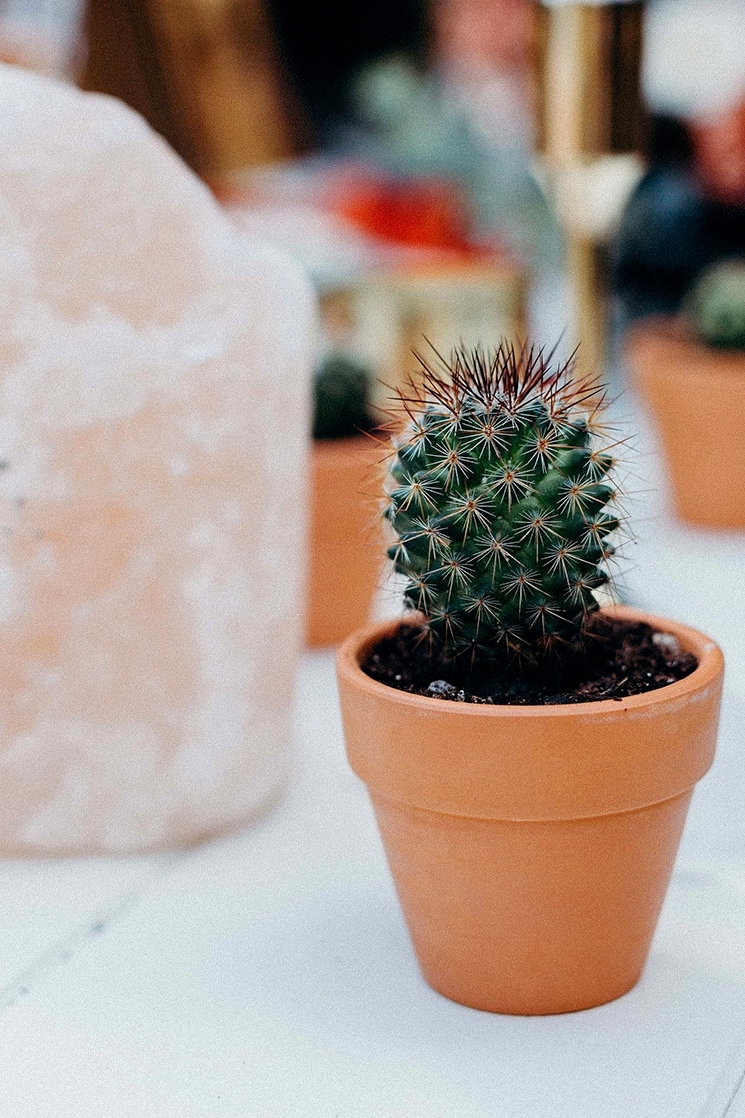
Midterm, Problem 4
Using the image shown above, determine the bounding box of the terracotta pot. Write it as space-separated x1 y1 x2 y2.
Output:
308 436 385 647
627 319 745 528
336 606 724 1014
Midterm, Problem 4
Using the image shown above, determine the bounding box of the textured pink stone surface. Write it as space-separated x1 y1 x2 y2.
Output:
0 66 315 852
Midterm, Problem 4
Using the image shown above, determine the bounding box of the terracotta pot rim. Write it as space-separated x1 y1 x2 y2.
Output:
627 318 745 379
312 432 377 447
311 432 385 463
366 781 693 823
336 604 723 719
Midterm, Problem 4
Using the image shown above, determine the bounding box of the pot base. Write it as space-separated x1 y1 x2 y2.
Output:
424 967 642 1017
372 788 692 1016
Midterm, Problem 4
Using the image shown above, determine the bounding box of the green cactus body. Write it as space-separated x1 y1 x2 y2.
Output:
385 344 619 663
686 260 745 351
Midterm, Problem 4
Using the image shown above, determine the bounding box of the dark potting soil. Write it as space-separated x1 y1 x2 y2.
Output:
361 615 698 705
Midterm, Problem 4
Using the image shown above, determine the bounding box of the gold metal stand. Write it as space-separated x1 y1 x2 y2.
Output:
535 1 646 379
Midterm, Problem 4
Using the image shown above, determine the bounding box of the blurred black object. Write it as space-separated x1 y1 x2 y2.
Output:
266 0 427 139
313 354 373 441
614 116 745 321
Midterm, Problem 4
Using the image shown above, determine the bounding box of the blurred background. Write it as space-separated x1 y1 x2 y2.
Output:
2 0 742 396
2 0 745 645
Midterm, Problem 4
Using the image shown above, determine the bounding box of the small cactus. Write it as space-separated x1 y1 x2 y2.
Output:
686 260 745 351
313 353 372 440
384 342 620 664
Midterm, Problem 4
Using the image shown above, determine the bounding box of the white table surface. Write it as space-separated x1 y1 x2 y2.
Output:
1 398 745 1117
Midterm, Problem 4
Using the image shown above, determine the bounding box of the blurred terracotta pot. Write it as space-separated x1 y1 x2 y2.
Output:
336 606 723 1015
308 436 385 647
628 319 745 528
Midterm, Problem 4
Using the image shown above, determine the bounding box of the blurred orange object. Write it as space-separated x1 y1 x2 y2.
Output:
334 177 477 255
628 319 745 528
307 436 386 648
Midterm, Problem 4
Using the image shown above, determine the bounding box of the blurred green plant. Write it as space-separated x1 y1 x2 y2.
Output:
686 260 745 351
313 353 373 440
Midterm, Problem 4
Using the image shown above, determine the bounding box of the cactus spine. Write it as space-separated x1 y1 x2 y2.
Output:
385 343 620 663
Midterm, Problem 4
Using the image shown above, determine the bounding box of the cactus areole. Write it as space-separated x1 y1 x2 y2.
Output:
384 342 619 668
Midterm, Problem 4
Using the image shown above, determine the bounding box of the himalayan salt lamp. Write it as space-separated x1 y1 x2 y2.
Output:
0 65 315 853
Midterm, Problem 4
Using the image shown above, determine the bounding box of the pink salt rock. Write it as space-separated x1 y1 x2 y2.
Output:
0 65 315 853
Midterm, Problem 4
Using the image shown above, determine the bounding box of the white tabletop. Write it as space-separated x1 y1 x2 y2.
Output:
1 399 745 1117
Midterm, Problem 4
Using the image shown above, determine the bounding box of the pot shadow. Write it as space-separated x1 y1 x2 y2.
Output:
200 874 745 1065
202 879 471 1053
195 869 745 1117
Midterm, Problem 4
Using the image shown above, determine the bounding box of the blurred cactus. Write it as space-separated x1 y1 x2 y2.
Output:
686 260 745 351
313 353 372 440
384 342 620 663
